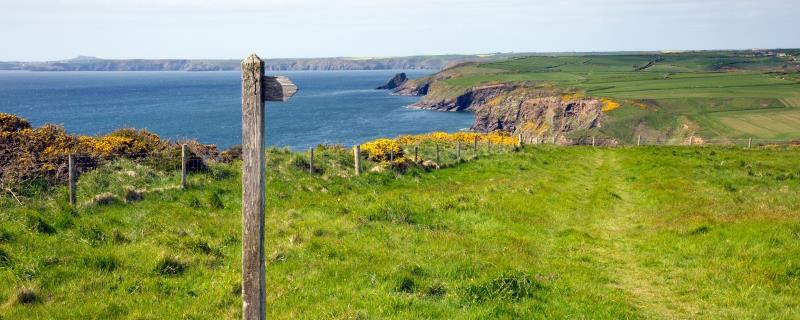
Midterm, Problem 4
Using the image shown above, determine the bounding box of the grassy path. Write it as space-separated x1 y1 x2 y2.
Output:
1 147 798 319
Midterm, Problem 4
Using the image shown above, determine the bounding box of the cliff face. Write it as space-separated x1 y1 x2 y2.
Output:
376 73 408 90
396 79 606 144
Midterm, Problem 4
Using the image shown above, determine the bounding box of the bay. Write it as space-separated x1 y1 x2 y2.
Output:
0 70 473 150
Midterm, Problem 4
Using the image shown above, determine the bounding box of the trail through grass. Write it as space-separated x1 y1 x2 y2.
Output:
1 146 798 319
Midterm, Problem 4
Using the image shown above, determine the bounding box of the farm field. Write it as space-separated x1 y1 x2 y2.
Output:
420 51 800 141
1 146 799 319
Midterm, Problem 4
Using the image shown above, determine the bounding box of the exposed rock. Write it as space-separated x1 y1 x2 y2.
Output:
421 160 440 170
376 73 408 90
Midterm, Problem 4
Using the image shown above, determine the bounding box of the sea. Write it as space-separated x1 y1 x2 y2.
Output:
0 70 473 150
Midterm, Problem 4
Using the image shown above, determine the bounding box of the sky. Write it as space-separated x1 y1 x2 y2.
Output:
1 0 798 61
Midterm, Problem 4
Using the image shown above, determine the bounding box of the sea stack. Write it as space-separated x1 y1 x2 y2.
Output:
376 72 408 90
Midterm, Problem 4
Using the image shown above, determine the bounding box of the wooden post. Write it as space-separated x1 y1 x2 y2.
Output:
436 144 440 163
517 134 523 147
241 54 266 320
552 134 557 145
592 136 595 147
68 154 76 206
473 136 478 154
241 53 297 320
637 135 642 146
389 150 394 169
308 148 314 174
353 145 361 176
689 134 694 146
181 144 188 189
748 137 752 149
414 146 419 162
457 141 461 161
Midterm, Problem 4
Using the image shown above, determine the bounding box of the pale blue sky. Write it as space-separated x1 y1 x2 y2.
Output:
1 0 797 61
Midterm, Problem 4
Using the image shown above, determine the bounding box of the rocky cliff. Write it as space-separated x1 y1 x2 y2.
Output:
394 78 607 144
376 73 408 90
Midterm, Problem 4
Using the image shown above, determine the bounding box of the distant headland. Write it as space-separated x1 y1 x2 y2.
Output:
0 52 666 72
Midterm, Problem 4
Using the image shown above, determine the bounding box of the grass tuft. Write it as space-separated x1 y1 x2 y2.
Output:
154 255 186 276
464 272 546 303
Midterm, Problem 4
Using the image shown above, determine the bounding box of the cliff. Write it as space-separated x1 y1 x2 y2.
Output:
395 78 607 144
376 73 408 90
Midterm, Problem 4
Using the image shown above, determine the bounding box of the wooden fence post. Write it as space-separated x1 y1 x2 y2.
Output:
389 150 394 169
592 136 596 147
457 141 461 161
552 134 557 145
181 144 188 189
436 144 440 163
637 135 642 146
474 136 478 154
68 154 76 206
518 134 523 147
414 146 419 162
689 134 694 146
353 145 361 176
748 137 752 149
308 148 314 174
241 53 297 320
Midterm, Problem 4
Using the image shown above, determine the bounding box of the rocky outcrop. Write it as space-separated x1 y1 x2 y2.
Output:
404 82 606 144
376 73 408 90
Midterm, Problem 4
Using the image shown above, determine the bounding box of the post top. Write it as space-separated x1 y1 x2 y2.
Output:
244 53 263 64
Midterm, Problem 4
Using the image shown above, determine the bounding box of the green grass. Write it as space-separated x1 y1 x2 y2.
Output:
1 146 799 319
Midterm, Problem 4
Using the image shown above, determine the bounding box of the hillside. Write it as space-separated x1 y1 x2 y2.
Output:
1 145 799 319
0 53 538 72
390 50 800 144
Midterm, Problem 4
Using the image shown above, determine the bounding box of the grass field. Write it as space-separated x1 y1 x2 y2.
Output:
422 51 800 141
1 146 799 319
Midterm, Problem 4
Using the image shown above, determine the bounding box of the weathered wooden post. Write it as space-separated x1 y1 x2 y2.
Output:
435 144 440 163
517 134 523 147
457 141 461 161
689 134 694 146
748 137 752 149
389 150 394 169
414 146 419 162
68 154 76 206
637 135 642 146
552 134 557 145
353 145 361 175
592 136 596 147
308 147 314 174
241 53 297 320
181 144 188 189
473 136 479 154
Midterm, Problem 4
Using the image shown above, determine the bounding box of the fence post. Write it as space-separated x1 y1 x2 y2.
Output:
240 54 267 320
436 144 440 163
457 141 461 161
518 134 523 147
389 150 394 170
414 146 419 162
308 147 314 174
474 136 478 154
181 144 188 189
68 154 76 206
748 137 752 149
592 136 595 147
353 145 361 176
637 135 642 146
552 134 557 145
689 134 694 146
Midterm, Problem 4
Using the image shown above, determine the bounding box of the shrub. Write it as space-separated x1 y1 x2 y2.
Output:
361 139 403 161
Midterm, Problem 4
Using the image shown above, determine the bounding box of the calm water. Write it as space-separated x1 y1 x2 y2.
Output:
0 70 473 149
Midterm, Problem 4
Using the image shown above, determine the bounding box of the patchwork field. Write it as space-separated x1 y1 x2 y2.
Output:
420 51 800 141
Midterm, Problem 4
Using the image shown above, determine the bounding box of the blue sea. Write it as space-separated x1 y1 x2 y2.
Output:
0 70 473 150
